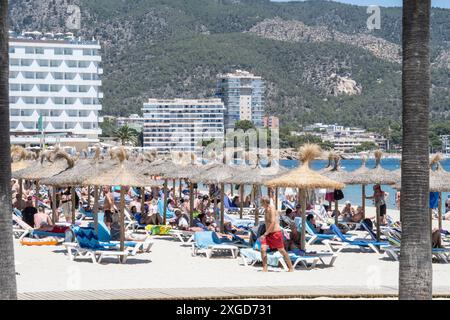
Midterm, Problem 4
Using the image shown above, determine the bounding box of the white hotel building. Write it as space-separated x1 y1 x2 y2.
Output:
143 98 225 153
9 32 103 149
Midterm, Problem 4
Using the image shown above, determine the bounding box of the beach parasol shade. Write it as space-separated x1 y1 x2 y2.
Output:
84 148 162 187
160 153 207 180
189 163 238 185
393 155 450 193
321 155 354 184
139 157 178 177
222 164 289 185
40 148 111 187
265 144 345 190
346 150 400 185
265 144 344 250
12 150 75 181
319 150 339 174
10 146 39 173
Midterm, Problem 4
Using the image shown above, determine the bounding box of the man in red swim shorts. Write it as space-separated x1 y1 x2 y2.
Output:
260 196 294 272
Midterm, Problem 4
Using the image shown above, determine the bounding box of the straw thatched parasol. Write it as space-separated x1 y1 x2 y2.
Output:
266 144 345 250
350 150 400 185
220 163 289 222
12 149 74 181
356 150 400 240
189 162 240 231
322 155 355 225
40 147 108 187
10 146 37 172
393 154 450 230
319 150 339 174
84 148 161 188
40 147 111 227
13 150 75 223
83 147 162 257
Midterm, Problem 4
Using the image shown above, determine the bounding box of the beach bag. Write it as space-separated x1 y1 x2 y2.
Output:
333 189 344 201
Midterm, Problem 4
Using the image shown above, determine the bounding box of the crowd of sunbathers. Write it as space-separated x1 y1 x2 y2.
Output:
11 178 450 254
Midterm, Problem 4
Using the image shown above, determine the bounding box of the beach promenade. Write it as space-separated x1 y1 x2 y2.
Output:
14 207 450 300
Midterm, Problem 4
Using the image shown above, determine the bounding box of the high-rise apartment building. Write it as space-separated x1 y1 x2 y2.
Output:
9 31 103 149
216 70 265 129
142 98 225 153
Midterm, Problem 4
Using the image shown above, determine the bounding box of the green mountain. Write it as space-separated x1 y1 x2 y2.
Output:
8 0 450 131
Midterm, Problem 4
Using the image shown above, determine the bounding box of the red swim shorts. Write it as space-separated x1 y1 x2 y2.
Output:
260 231 284 250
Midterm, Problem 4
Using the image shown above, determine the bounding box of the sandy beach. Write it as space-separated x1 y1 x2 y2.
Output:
14 206 450 296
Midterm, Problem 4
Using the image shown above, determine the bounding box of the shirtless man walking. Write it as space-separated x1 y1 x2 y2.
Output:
260 196 294 272
103 187 115 229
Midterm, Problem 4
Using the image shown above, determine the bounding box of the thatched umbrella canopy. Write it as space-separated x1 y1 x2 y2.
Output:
40 148 108 187
188 162 240 231
394 154 450 230
266 144 344 250
221 164 287 185
140 158 176 177
346 150 399 240
11 146 37 173
12 149 74 181
84 149 161 188
322 156 355 225
83 147 162 257
350 150 400 185
220 163 289 223
319 150 339 174
13 150 75 224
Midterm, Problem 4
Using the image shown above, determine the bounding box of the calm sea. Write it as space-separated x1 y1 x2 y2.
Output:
279 158 450 209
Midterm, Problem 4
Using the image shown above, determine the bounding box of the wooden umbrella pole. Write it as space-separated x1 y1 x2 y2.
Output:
71 187 76 225
35 180 40 200
376 204 381 241
275 187 278 212
220 183 225 232
179 179 182 199
362 185 366 219
334 200 339 226
239 185 244 219
172 179 176 205
438 192 442 231
254 185 259 225
163 179 168 225
300 189 307 251
93 186 99 233
213 186 218 220
87 186 91 207
189 182 194 227
230 184 234 197
140 187 145 214
19 178 23 207
119 186 126 258
52 187 57 224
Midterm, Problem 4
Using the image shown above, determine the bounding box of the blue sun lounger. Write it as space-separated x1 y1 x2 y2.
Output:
239 247 336 270
324 224 388 254
93 220 153 255
191 231 239 258
65 226 131 263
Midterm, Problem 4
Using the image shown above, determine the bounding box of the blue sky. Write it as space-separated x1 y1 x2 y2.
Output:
271 0 450 9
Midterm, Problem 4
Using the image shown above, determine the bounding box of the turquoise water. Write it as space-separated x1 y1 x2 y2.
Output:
279 158 450 209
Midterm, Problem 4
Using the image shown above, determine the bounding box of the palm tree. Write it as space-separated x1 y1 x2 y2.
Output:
399 0 432 300
114 124 138 146
0 0 18 300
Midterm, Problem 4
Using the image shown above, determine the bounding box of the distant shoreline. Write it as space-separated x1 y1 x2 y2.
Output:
279 149 449 160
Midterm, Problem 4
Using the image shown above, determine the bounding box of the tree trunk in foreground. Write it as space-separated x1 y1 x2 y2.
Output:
0 0 18 300
399 0 432 300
